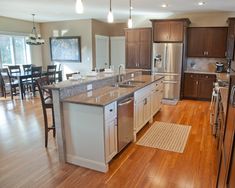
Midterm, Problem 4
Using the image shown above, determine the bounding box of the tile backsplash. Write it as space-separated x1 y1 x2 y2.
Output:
187 58 227 72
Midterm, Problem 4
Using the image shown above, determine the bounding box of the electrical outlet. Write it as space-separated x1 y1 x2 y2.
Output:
87 84 92 91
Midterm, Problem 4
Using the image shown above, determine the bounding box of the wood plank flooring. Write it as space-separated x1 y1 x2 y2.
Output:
0 97 217 188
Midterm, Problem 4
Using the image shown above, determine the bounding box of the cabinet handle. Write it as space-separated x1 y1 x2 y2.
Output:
144 98 147 105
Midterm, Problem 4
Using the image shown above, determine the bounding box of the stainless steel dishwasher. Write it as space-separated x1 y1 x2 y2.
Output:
117 94 134 152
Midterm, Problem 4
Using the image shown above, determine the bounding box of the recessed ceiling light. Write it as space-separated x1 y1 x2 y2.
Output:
161 3 168 8
198 1 206 6
130 6 134 10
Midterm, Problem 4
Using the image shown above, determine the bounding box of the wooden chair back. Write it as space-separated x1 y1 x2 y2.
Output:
8 65 21 74
47 65 57 83
23 64 32 73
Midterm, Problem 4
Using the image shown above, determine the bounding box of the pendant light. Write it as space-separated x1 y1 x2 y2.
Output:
128 0 133 28
76 0 84 14
107 0 114 23
26 14 45 45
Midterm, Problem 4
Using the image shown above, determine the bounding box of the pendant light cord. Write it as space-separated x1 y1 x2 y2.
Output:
129 0 132 19
110 0 112 11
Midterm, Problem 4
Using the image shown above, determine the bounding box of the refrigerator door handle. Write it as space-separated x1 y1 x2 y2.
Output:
164 44 168 72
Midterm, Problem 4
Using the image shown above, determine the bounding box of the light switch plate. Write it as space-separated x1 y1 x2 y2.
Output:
87 84 92 91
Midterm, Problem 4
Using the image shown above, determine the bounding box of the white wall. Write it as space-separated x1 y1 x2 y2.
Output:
0 16 43 66
40 19 93 76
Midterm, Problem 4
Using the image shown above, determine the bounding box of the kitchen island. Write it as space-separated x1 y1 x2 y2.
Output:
47 69 164 172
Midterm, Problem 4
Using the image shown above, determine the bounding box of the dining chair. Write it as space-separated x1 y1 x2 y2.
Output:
36 76 55 147
0 68 19 100
23 64 32 73
47 65 57 84
30 66 42 96
55 64 62 82
8 65 21 74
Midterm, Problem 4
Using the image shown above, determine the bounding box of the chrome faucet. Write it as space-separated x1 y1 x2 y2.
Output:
118 64 124 83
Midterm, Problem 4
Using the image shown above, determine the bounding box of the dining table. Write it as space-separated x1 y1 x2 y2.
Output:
10 70 62 99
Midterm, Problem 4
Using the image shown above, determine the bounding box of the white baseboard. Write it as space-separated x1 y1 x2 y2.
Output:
66 154 108 173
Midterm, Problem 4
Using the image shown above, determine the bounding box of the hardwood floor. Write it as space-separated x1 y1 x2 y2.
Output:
0 97 217 188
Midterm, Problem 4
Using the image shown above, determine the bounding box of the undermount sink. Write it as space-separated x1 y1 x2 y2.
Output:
122 80 145 85
111 80 145 88
112 83 136 88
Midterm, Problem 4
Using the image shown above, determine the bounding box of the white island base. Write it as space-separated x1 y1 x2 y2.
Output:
63 102 117 172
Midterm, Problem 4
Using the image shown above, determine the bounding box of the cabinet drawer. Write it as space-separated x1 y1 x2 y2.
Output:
185 73 198 79
105 102 117 120
135 84 152 100
198 74 216 80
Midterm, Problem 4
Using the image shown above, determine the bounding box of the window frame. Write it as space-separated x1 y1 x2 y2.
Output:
0 32 32 67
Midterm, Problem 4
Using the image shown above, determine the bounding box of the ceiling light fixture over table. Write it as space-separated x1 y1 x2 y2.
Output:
26 14 45 45
107 0 114 23
128 0 133 28
76 0 84 14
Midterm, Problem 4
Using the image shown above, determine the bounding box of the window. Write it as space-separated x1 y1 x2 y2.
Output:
0 35 31 66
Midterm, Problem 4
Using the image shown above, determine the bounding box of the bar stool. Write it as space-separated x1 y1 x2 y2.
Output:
36 76 55 147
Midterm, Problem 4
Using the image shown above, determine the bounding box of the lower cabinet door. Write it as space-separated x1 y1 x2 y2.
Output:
135 99 145 132
143 95 151 124
105 118 117 163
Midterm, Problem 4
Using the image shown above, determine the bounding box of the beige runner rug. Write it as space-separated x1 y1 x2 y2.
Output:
137 121 191 153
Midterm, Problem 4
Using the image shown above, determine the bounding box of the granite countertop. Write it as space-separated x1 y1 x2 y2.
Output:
184 70 230 82
63 75 164 106
45 69 142 90
184 70 218 75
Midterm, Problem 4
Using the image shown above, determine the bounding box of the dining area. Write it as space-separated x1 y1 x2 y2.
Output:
0 64 62 100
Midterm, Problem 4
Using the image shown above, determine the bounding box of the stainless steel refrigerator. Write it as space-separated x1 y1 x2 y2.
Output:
152 43 183 100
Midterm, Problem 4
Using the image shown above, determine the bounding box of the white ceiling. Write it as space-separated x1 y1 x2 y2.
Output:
0 0 235 23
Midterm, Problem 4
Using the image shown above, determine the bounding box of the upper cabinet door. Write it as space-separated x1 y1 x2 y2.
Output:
152 20 187 42
153 22 170 42
139 29 152 69
187 28 206 57
125 28 152 69
206 28 228 58
187 27 228 58
169 21 184 42
126 30 140 43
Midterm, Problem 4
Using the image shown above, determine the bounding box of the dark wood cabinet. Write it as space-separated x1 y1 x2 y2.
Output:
183 73 198 98
183 73 216 100
151 19 190 42
227 18 235 60
187 27 228 58
125 28 152 69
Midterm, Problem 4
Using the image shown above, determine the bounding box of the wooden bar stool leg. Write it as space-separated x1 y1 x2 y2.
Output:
43 108 48 147
52 108 56 138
